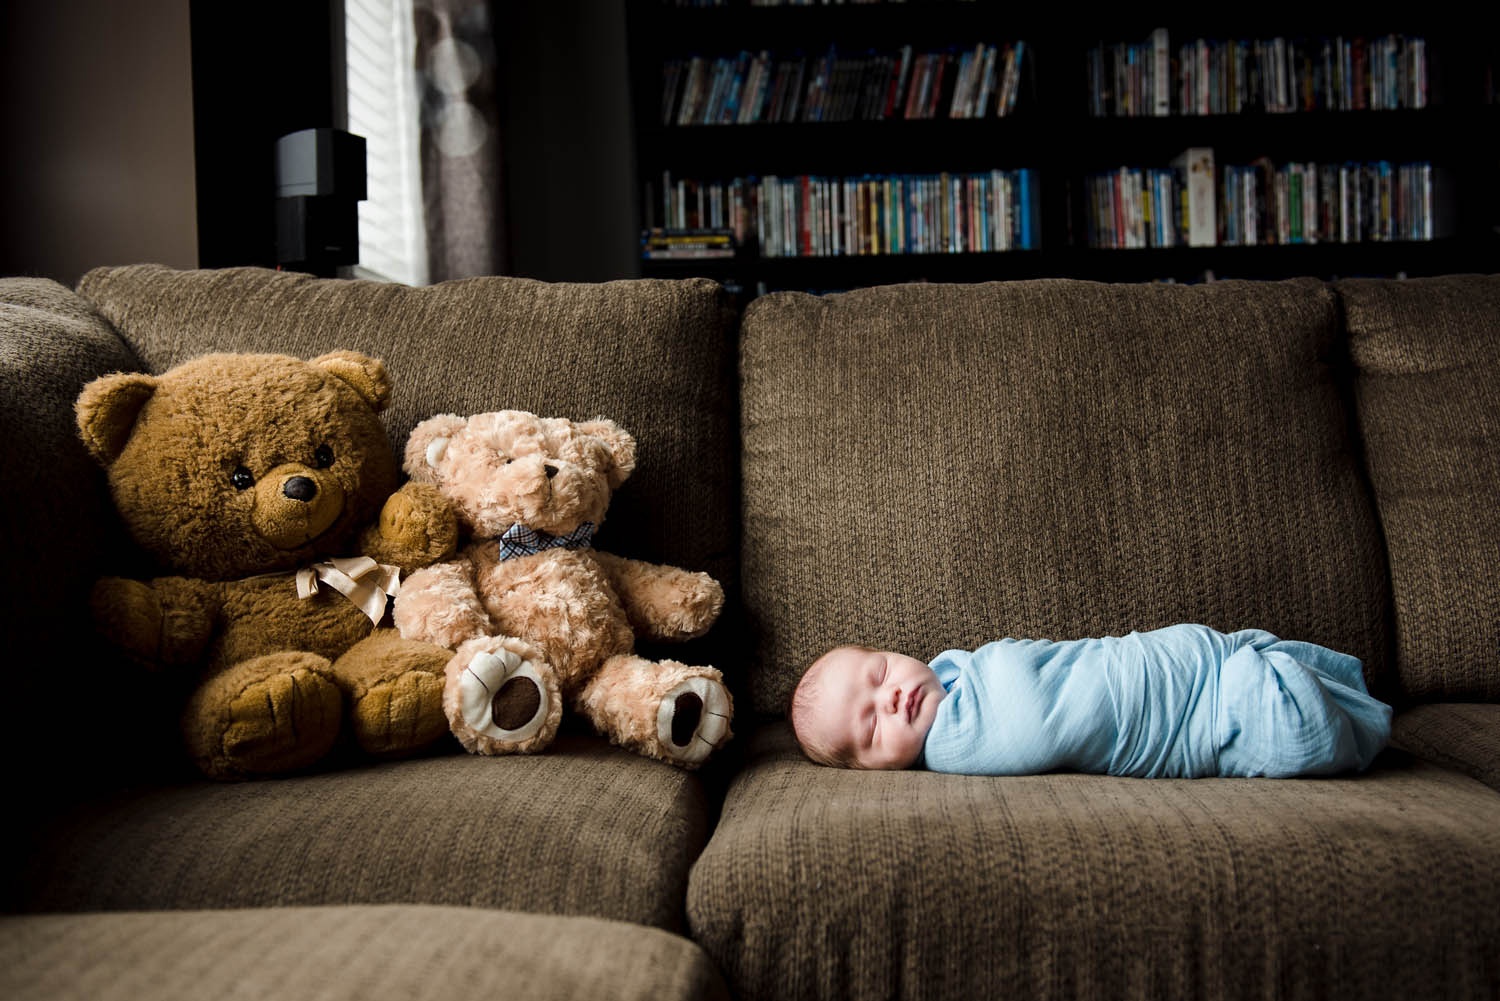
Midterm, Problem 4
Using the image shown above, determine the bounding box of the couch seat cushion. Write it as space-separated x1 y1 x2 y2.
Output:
740 279 1392 715
687 724 1500 1001
15 737 708 931
1336 275 1500 701
0 904 729 1001
1393 703 1500 793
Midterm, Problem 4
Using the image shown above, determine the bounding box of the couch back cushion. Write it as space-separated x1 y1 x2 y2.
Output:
740 278 1392 715
1336 275 1500 702
76 265 741 671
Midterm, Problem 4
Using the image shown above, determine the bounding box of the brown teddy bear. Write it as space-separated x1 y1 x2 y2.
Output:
77 351 460 780
392 410 733 768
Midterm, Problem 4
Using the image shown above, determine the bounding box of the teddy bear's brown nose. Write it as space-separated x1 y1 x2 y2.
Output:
283 476 318 502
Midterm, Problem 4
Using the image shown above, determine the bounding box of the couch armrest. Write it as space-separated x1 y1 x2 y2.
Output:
1 279 142 616
0 279 149 803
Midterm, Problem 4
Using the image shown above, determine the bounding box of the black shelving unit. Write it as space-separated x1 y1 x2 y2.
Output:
625 2 1499 296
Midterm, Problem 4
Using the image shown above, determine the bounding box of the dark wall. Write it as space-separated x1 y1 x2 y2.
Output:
1 0 198 285
496 0 640 282
1 0 640 285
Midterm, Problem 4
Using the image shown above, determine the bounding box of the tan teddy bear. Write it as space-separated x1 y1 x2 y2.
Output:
392 410 733 768
77 351 460 780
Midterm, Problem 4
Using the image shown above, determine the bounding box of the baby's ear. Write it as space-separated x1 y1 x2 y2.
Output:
76 371 159 465
404 413 469 483
577 418 637 489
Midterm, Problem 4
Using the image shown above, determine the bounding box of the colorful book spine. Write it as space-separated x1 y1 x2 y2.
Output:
662 41 1029 125
1088 31 1429 116
1084 156 1451 248
654 170 1042 257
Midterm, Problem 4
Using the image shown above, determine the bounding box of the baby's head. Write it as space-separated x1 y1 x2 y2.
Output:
789 644 946 769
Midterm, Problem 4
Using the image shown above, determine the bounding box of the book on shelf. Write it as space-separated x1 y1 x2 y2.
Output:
652 169 1041 258
662 42 1027 125
1170 147 1216 247
1083 150 1454 249
641 227 737 260
1220 160 1454 245
1088 30 1429 116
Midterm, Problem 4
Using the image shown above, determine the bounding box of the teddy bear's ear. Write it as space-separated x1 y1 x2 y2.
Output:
404 413 469 482
311 350 392 412
75 372 159 465
577 418 637 488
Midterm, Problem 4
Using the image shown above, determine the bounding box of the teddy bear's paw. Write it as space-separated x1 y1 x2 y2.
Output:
351 670 449 755
375 482 459 564
656 675 733 768
331 630 454 756
443 636 562 755
188 653 344 779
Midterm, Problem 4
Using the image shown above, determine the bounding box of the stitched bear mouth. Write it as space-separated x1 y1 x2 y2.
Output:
251 464 346 550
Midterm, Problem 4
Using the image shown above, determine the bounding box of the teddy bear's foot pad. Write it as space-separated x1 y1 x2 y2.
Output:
444 637 562 755
657 677 731 767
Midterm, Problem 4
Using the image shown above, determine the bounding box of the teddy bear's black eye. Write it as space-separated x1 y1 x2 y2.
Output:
230 466 254 491
313 445 335 469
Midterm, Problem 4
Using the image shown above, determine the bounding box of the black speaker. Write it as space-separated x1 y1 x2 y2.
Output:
274 128 367 275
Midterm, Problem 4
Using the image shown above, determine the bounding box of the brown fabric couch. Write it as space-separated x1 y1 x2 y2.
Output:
2 265 1497 1000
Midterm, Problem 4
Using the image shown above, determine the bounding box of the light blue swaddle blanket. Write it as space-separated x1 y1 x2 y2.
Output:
921 625 1392 778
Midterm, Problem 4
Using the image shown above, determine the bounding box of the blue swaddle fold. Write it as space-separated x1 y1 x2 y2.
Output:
921 624 1391 778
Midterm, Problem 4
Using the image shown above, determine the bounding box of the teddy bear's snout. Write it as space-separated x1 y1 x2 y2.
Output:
251 464 347 550
283 476 318 501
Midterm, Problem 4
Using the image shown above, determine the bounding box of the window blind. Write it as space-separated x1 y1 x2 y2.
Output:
346 0 427 285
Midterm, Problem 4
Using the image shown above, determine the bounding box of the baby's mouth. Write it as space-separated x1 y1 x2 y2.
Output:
905 689 921 723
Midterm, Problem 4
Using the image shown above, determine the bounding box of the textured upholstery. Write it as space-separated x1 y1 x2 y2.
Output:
688 724 1500 1001
75 264 743 679
1337 274 1500 701
0 278 140 627
13 737 709 931
5 266 1491 1001
1393 703 1500 792
740 278 1392 715
0 905 730 1001
0 279 166 793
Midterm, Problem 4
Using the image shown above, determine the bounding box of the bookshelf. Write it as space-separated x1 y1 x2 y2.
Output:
624 3 1499 299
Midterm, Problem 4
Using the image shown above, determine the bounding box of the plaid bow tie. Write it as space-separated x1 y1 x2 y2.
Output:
495 521 596 561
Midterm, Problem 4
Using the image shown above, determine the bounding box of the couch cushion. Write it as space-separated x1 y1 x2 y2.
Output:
0 280 173 794
1392 703 1500 793
687 724 1500 1001
74 264 741 673
0 279 141 614
1336 274 1500 701
0 905 729 1001
13 737 708 932
740 279 1392 715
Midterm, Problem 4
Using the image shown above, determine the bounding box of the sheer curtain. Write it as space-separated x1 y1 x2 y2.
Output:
413 0 507 281
347 0 507 285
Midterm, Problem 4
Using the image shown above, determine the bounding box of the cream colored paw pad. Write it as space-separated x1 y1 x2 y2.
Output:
459 648 549 742
656 677 731 765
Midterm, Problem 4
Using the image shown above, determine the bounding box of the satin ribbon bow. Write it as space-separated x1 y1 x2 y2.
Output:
495 521 596 562
295 556 402 626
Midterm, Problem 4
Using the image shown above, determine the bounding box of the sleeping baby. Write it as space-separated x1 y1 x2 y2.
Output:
788 625 1392 777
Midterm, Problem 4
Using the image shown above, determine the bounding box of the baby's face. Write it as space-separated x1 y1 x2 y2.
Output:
802 647 946 769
